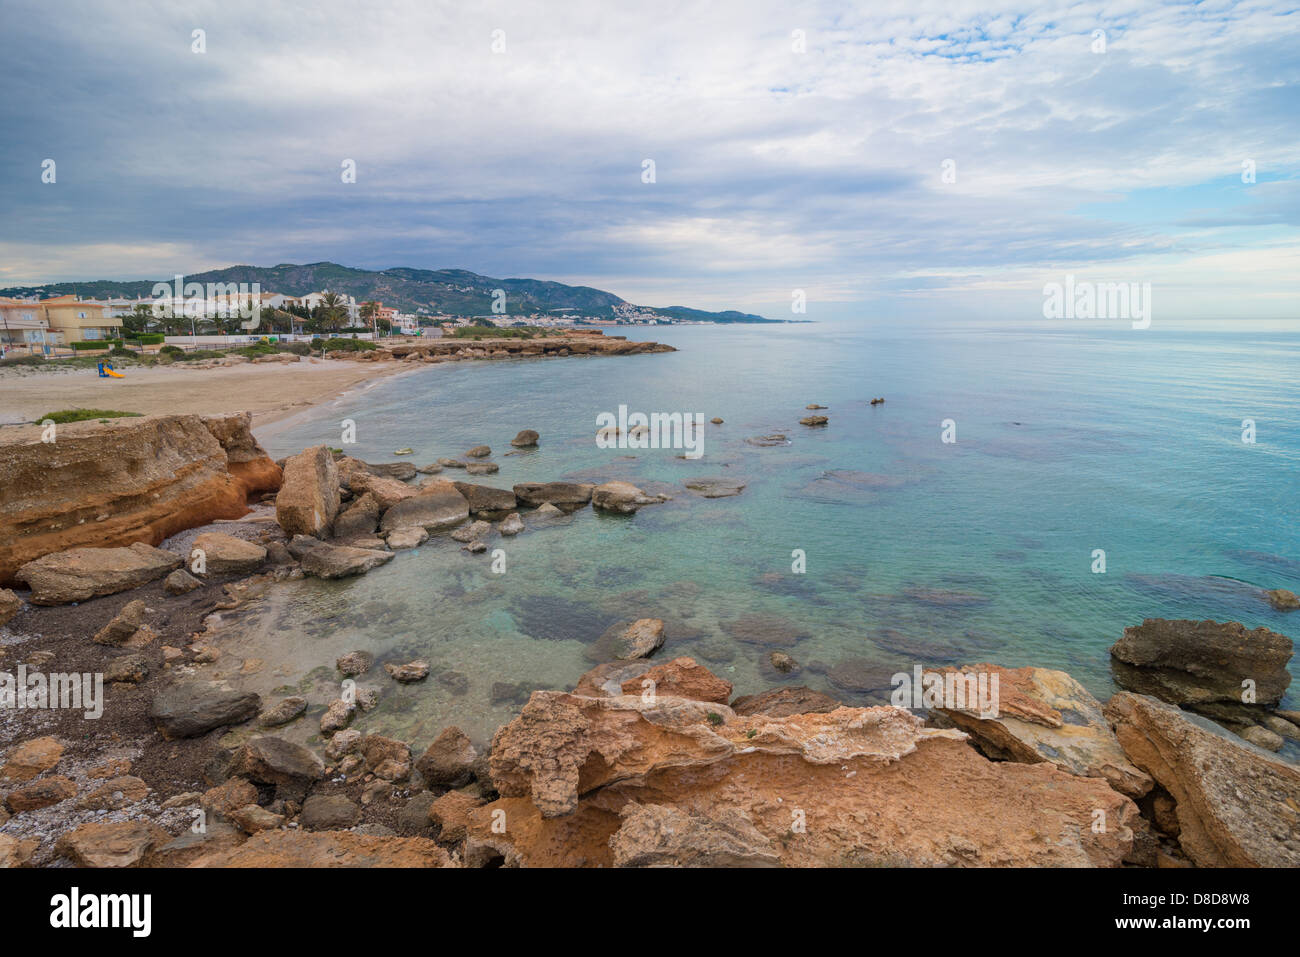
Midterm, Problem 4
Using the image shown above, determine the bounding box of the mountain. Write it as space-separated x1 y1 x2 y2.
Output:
0 262 782 323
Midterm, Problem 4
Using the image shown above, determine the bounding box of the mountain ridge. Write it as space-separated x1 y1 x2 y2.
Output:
0 262 782 323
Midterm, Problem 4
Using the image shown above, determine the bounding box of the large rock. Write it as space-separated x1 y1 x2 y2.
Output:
16 542 182 605
274 445 341 538
1110 618 1293 707
300 794 362 830
286 535 393 579
510 430 540 448
620 657 731 703
590 618 665 661
452 482 517 516
1104 692 1300 867
187 830 455 867
730 687 843 718
0 736 64 782
0 413 276 585
469 685 1138 867
379 486 470 533
55 819 171 867
591 481 668 514
190 532 267 575
332 492 381 539
347 471 419 511
415 727 479 789
336 455 417 483
927 664 1153 798
228 736 325 800
150 679 261 738
513 482 594 509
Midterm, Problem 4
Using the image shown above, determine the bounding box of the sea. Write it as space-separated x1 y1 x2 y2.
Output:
221 318 1300 749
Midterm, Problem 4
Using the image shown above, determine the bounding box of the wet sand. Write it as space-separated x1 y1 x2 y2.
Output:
0 357 408 430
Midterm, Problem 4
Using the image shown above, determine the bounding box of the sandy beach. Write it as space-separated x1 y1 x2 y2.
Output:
0 357 409 431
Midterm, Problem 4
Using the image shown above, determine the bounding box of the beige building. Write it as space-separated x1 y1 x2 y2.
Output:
35 295 122 343
0 299 55 351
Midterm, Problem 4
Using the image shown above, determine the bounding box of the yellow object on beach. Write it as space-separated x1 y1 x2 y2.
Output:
103 367 124 378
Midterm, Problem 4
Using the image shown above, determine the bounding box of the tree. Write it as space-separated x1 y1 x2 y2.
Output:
360 301 378 337
318 291 348 332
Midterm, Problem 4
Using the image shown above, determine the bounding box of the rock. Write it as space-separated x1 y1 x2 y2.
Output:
321 699 355 735
722 614 808 647
78 775 149 810
1238 724 1284 751
333 492 381 539
512 482 594 509
336 650 374 676
379 486 470 533
683 477 747 498
386 526 429 549
55 820 171 867
869 397 885 405
202 779 260 818
229 804 285 833
1104 691 1300 867
0 834 38 867
498 512 524 536
150 679 260 738
769 652 798 674
336 456 417 482
416 462 443 475
1267 588 1300 611
6 775 77 812
187 830 455 868
619 657 732 704
610 803 780 868
0 413 278 586
17 543 182 605
573 661 654 697
1109 618 1293 707
591 481 668 514
710 417 723 425
429 789 485 841
228 736 325 800
163 568 203 594
287 534 393 579
91 599 147 646
0 588 21 626
451 520 493 542
1260 713 1300 741
258 696 307 727
416 727 479 788
730 687 843 718
190 531 267 575
452 482 517 516
104 652 149 683
472 691 1138 866
362 735 413 781
927 664 1153 799
325 729 363 762
745 433 787 447
438 458 467 469
300 794 362 829
0 736 64 782
466 461 499 475
610 618 666 660
274 445 341 538
806 404 827 410
462 541 487 554
385 660 430 683
510 430 540 448
799 415 828 426
265 541 294 565
465 445 492 458
348 471 419 511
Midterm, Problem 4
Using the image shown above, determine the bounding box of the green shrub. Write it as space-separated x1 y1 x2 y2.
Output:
137 333 165 345
159 344 184 356
69 340 112 351
277 341 311 356
0 353 47 367
37 409 143 424
322 337 377 352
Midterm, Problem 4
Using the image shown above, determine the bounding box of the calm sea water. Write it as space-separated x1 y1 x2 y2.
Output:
227 319 1300 748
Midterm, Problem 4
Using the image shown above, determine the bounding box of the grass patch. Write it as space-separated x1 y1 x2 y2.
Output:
37 408 144 424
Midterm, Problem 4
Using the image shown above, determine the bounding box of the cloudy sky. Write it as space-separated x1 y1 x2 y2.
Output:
2 0 1297 319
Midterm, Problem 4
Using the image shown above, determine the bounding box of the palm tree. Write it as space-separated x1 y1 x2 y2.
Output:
360 301 378 337
319 292 348 332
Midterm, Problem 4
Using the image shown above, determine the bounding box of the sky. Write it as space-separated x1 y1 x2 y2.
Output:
1 0 1297 320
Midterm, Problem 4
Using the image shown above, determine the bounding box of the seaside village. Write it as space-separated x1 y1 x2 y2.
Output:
0 289 618 359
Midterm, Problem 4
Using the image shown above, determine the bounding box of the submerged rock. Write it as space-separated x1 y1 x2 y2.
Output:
1267 588 1299 611
258 696 308 728
683 477 747 498
513 482 594 509
498 513 525 536
385 660 431 683
591 481 668 514
511 430 540 447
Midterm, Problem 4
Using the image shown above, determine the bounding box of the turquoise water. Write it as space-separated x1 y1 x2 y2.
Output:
231 320 1300 747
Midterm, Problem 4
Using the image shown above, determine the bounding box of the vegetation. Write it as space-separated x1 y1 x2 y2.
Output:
320 337 377 352
0 353 48 367
37 408 143 424
452 324 555 340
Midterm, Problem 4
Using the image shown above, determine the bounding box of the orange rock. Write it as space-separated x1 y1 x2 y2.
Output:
619 657 732 703
0 736 64 783
187 830 456 867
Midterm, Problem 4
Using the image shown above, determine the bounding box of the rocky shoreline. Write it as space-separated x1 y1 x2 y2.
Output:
0 414 1297 868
